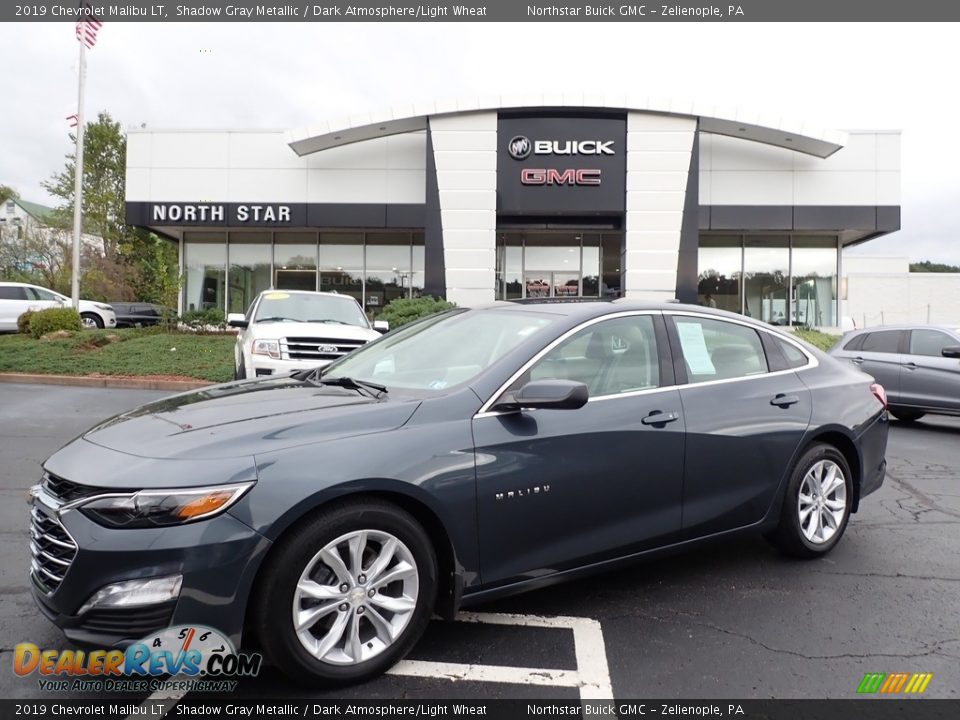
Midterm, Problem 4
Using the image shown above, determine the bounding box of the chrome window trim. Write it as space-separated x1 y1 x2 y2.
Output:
474 309 820 419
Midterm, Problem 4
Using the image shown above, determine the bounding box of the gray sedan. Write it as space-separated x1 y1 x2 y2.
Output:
830 325 960 421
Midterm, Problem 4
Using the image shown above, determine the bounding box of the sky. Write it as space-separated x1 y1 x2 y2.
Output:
1 22 958 262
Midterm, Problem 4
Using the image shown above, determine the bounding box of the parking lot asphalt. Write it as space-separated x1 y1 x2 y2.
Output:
1 383 958 700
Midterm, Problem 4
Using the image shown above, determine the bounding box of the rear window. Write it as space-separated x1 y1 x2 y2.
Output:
860 331 902 354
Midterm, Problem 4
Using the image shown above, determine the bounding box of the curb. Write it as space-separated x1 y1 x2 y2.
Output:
0 373 212 392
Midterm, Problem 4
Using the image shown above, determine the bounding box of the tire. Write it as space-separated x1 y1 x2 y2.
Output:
234 361 246 381
889 407 925 423
767 443 853 559
253 499 437 685
80 312 104 329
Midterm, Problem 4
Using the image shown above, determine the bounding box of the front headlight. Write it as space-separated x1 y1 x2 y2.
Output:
76 482 254 529
251 339 280 359
94 303 113 311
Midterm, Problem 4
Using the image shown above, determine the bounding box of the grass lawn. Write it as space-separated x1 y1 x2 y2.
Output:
792 328 841 352
0 329 235 383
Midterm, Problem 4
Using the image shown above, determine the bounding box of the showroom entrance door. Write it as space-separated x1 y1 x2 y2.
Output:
523 271 581 298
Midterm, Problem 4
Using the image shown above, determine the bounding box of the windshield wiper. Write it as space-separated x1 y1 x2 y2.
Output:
256 316 299 323
306 318 351 325
291 367 388 398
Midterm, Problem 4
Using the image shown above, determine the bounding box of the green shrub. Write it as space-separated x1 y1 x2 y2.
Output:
180 308 226 331
377 296 457 329
29 308 83 339
17 310 35 334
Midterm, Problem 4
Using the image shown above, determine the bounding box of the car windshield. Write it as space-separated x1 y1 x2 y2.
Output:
322 309 557 392
253 292 368 327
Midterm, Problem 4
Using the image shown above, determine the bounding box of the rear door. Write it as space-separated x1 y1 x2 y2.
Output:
665 313 813 536
0 285 30 330
854 330 905 403
900 329 960 412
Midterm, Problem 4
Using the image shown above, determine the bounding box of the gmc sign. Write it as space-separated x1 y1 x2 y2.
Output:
521 168 602 186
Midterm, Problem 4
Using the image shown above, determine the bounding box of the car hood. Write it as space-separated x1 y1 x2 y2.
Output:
76 376 420 461
77 299 112 314
246 320 379 342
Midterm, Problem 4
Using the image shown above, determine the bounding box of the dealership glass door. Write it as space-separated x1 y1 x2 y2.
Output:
523 271 581 298
498 231 619 299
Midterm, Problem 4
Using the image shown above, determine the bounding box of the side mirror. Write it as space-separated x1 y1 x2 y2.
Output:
227 313 248 329
495 379 589 411
373 320 390 334
941 346 960 359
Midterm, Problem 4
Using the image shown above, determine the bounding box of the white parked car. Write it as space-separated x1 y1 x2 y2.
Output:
228 290 388 379
0 281 117 332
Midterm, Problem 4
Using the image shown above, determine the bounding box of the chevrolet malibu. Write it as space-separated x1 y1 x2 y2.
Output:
30 301 888 684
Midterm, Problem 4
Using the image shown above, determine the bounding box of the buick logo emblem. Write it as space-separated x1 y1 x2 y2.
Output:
507 135 531 160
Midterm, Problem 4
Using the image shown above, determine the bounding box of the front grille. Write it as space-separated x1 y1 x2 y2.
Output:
29 506 77 594
281 336 367 361
42 472 108 504
80 603 175 636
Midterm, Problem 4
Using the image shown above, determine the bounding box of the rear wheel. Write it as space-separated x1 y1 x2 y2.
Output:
80 312 103 329
768 443 853 558
889 407 925 422
234 360 246 380
254 500 437 685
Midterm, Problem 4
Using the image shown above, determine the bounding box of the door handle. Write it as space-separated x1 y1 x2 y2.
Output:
902 362 918 371
770 394 800 408
641 410 679 426
851 357 864 365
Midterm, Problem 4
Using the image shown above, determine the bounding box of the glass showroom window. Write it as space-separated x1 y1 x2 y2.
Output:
228 233 272 315
496 234 523 300
366 232 413 315
183 233 226 313
791 237 838 328
411 233 425 299
698 236 742 313
582 234 601 297
744 237 790 325
274 232 318 291
320 233 363 306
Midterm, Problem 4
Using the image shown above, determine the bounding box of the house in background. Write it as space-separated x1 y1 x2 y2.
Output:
0 196 104 273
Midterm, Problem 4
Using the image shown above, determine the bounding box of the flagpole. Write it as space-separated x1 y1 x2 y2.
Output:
70 38 86 310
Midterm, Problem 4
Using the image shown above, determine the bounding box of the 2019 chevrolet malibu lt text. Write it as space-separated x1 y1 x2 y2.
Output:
29 300 888 684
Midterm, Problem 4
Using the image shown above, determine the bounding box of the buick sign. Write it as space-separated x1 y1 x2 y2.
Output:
508 136 532 160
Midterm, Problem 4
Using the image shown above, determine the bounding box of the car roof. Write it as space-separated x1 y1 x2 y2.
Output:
845 324 960 334
258 290 357 300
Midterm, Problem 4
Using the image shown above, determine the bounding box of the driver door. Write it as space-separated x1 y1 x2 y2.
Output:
473 313 686 586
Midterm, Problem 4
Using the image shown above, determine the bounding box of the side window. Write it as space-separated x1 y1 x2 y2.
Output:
513 315 661 397
32 287 59 301
909 329 954 357
671 316 769 382
776 338 810 369
843 334 866 351
0 286 27 300
861 331 901 354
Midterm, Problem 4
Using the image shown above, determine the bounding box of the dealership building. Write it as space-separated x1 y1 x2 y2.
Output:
124 96 900 328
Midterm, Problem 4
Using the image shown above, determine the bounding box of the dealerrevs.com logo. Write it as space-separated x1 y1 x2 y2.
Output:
14 625 261 693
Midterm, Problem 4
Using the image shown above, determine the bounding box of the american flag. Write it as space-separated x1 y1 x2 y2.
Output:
75 4 103 49
66 113 78 129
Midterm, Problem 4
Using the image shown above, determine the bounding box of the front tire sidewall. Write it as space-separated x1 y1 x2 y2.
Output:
256 502 437 685
777 444 853 558
81 313 104 329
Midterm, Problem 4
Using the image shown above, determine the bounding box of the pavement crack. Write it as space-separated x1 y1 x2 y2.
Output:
806 570 960 583
885 469 960 521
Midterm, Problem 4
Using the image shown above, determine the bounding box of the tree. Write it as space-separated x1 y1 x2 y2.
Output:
910 260 960 273
42 111 178 301
0 185 19 203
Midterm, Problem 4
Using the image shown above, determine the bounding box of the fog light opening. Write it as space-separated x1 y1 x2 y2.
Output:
77 574 183 616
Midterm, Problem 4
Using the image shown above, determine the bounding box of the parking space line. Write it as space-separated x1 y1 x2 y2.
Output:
389 611 614 699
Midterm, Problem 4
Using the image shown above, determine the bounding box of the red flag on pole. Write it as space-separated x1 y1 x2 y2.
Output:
75 3 103 49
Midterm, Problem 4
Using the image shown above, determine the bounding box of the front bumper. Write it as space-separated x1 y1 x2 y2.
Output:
30 498 271 649
247 355 332 377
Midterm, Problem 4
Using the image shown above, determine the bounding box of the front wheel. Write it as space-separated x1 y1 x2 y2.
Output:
767 443 853 558
80 312 104 329
254 500 437 685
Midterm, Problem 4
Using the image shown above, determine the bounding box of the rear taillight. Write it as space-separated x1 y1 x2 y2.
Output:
870 383 888 409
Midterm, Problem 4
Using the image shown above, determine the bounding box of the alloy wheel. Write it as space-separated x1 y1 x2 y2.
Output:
797 460 847 545
292 529 419 666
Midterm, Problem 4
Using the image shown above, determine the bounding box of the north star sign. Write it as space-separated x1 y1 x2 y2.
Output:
150 204 292 224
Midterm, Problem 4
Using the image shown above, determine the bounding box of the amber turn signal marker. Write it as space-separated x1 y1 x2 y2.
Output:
175 491 234 519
